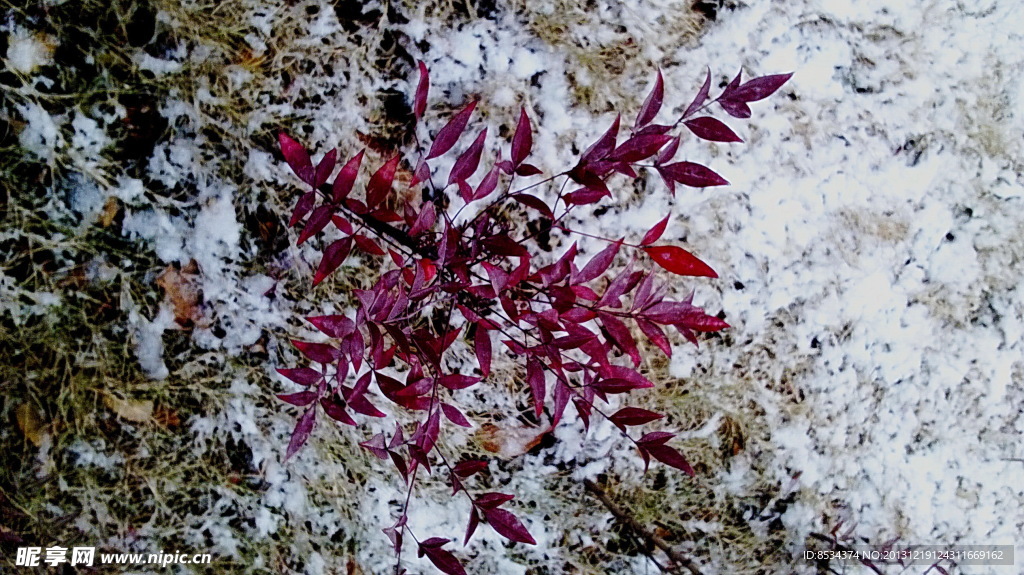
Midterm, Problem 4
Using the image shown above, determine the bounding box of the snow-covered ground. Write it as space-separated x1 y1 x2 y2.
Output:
5 0 1022 573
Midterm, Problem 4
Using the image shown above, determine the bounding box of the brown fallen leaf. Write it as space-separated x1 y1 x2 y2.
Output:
103 395 154 423
475 422 551 458
15 404 48 447
155 259 204 329
98 196 122 228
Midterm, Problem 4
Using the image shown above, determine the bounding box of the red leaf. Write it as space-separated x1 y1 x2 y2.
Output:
476 492 515 510
291 340 340 363
684 117 743 143
475 329 492 375
573 239 623 285
657 136 680 165
510 107 533 167
637 431 675 447
526 357 545 418
484 508 536 545
608 134 673 163
360 432 388 459
453 459 488 477
644 245 717 278
278 133 313 185
353 234 385 255
297 204 335 245
307 315 354 338
552 380 571 426
648 444 696 476
640 216 669 246
414 61 429 121
285 408 316 460
427 101 477 160
730 72 793 102
320 396 356 426
682 67 712 119
314 149 337 188
277 390 318 406
313 236 353 285
465 508 480 545
598 311 641 366
440 374 482 390
658 161 729 188
515 163 542 177
409 202 437 237
636 318 672 356
448 128 487 186
277 367 323 386
511 193 553 219
609 407 664 427
366 156 400 208
442 403 472 428
634 69 664 130
289 191 316 227
472 165 500 201
422 546 466 575
578 115 620 166
332 150 364 202
331 215 353 234
719 99 751 119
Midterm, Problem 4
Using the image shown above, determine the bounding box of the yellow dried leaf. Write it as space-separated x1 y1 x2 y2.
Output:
103 395 154 423
16 404 47 447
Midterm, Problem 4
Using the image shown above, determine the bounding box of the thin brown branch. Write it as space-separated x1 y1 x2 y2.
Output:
583 479 703 575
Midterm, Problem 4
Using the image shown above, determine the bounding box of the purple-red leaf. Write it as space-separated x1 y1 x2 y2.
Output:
472 165 500 201
511 107 533 167
422 546 466 575
526 357 545 418
414 61 429 121
366 156 400 208
718 99 751 119
313 236 353 285
448 128 487 186
453 459 488 477
320 396 356 426
656 136 680 165
291 340 340 364
579 115 620 165
467 328 490 376
277 390 318 406
314 149 337 188
277 367 323 387
360 432 388 459
440 374 482 390
683 67 712 119
297 204 335 245
730 72 793 102
332 150 364 202
289 191 316 227
684 117 743 143
484 508 536 545
609 407 664 427
278 133 314 185
353 234 385 256
648 444 696 476
644 245 717 278
634 69 664 130
442 403 472 428
427 101 477 160
306 315 354 339
285 408 316 460
658 161 729 188
608 134 673 163
511 193 553 220
476 492 515 510
573 239 622 285
640 216 670 246
598 311 641 366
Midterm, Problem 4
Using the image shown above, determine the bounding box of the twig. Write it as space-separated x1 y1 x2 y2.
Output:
583 479 703 575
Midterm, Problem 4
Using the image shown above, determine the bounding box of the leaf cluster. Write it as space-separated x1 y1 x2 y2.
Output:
274 64 790 573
